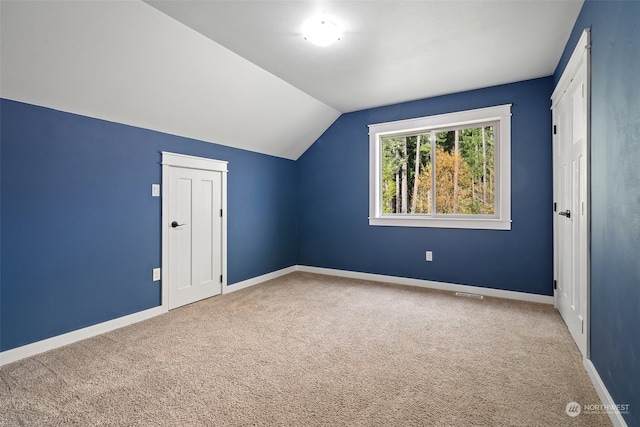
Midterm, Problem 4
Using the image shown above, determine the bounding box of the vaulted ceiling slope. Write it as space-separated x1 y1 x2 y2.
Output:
1 1 583 160
146 0 584 113
0 1 340 160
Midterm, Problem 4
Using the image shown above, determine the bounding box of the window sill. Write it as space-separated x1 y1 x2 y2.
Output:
369 216 511 230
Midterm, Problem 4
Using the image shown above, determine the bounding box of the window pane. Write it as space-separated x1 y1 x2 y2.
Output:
435 126 495 215
369 104 510 229
414 135 432 214
381 134 431 214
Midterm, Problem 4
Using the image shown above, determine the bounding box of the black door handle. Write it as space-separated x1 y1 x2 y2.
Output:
559 210 571 219
171 221 185 228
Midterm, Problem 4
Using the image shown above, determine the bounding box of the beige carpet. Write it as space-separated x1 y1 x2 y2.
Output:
0 272 611 426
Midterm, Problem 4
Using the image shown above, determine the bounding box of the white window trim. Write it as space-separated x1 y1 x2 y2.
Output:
368 104 512 230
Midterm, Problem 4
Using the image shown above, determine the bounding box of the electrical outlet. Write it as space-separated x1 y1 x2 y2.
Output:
151 184 160 197
152 268 161 281
426 251 433 262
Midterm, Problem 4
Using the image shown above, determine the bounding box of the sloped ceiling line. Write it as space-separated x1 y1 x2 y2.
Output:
0 0 340 160
1 0 583 160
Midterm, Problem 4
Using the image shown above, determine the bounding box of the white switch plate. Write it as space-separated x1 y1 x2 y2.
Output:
152 268 161 281
426 251 433 262
151 184 160 197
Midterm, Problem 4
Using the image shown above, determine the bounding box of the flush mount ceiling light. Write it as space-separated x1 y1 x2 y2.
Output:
303 19 341 47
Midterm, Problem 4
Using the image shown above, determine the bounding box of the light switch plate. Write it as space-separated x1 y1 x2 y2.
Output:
152 184 160 197
152 268 161 281
426 251 433 262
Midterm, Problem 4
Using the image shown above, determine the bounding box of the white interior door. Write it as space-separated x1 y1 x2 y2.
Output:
552 30 589 357
162 152 228 310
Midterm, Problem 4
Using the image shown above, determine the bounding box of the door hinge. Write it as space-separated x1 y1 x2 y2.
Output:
220 275 223 283
220 209 223 217
553 125 557 135
553 202 557 212
582 319 584 334
553 280 557 290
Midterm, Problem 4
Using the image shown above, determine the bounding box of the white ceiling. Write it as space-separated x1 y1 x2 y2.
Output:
146 0 584 113
0 1 339 160
1 1 583 160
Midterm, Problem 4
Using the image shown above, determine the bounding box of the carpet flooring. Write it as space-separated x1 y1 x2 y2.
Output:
0 272 611 426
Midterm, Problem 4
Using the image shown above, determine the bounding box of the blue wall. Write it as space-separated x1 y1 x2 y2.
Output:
555 1 640 425
0 99 297 351
297 78 554 296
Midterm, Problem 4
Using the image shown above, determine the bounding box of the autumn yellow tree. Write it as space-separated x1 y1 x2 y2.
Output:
416 147 474 214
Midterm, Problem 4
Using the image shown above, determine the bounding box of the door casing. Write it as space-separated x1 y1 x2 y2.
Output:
551 28 591 358
161 151 228 312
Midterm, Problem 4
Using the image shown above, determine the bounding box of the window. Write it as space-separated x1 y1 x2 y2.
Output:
369 104 511 230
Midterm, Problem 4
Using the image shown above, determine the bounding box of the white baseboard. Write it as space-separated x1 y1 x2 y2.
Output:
0 266 298 367
0 266 299 366
223 265 297 294
298 266 633 425
0 306 165 367
4 265 624 427
202 264 554 306
0 264 554 367
296 265 554 304
584 358 629 427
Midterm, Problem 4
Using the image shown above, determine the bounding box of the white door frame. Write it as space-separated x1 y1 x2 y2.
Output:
161 151 228 312
551 28 591 357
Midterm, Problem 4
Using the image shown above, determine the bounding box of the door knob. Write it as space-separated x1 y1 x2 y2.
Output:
171 221 185 228
559 210 571 219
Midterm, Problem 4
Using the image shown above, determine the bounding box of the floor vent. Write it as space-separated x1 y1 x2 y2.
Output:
455 291 484 300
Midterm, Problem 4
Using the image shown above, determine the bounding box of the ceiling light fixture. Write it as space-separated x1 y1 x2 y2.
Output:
303 19 341 47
